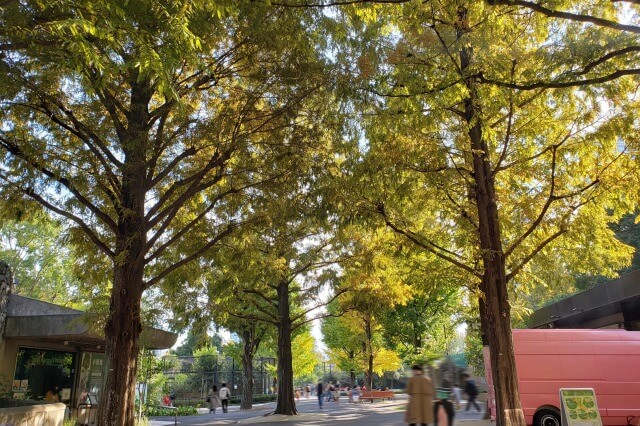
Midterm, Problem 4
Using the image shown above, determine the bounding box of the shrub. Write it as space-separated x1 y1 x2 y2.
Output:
145 405 198 417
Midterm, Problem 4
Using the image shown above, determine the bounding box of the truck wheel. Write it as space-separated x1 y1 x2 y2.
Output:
535 408 561 426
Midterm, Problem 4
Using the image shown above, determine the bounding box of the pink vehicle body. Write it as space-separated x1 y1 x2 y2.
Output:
484 329 640 426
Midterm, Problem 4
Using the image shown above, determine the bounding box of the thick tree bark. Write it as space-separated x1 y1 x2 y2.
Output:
99 263 144 425
0 261 13 350
456 8 525 426
274 281 297 415
96 81 151 426
240 328 261 410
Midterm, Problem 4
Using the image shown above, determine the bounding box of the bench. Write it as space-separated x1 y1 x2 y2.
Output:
358 390 394 403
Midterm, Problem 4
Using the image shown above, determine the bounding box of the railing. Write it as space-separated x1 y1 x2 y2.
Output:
146 405 178 426
77 403 94 425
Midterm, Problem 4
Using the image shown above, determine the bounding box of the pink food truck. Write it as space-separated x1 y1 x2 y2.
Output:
484 329 640 426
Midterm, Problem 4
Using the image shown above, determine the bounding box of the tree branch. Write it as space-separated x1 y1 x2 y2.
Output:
487 0 640 34
478 68 640 90
0 135 119 232
242 289 279 308
578 46 640 75
144 223 235 289
506 228 568 282
0 176 115 258
144 186 243 263
291 286 352 327
375 203 482 278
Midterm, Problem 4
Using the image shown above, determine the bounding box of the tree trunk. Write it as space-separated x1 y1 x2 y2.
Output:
274 280 297 415
0 261 13 350
240 328 261 410
456 8 525 426
96 81 151 426
98 263 144 425
365 317 374 389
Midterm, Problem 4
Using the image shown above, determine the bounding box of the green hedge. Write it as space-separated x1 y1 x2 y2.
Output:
146 405 197 417
172 393 277 407
252 394 277 404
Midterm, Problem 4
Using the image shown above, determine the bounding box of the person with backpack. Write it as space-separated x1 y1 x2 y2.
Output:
464 375 481 413
219 383 231 413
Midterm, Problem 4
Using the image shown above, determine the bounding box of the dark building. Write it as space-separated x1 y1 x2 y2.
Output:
530 269 640 330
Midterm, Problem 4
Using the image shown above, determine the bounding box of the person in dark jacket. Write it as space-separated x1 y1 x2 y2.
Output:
316 381 324 409
464 376 481 413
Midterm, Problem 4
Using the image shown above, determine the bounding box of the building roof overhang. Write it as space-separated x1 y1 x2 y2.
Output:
530 269 640 329
5 295 177 350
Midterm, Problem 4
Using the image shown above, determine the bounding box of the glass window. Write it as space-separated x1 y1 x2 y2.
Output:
12 347 76 403
77 352 106 407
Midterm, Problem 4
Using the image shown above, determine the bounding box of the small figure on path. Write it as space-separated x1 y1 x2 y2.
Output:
326 382 334 402
405 365 435 426
352 385 361 403
208 385 222 414
464 375 481 413
219 382 231 413
316 381 324 409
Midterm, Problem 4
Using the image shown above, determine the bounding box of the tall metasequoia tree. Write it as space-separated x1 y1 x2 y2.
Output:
207 220 348 415
343 3 638 426
0 1 331 423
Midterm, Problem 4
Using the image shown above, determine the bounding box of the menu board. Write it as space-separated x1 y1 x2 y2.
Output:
560 389 602 426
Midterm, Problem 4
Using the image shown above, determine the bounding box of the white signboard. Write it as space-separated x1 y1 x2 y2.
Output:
560 388 602 426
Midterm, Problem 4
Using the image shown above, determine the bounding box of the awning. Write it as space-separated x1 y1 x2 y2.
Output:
5 295 177 349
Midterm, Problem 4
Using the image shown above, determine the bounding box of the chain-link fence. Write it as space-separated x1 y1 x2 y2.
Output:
158 355 276 406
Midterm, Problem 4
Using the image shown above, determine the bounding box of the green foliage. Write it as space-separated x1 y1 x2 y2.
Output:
0 373 12 400
172 329 223 357
0 213 86 308
339 0 639 335
574 211 640 291
292 329 322 381
145 405 197 417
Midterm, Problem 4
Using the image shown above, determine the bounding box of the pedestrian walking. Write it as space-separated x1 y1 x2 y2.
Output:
464 375 481 413
316 381 324 409
433 391 455 426
452 385 462 410
326 382 334 402
207 385 221 414
219 382 231 413
405 365 435 426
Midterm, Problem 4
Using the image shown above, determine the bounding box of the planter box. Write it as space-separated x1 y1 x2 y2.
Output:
0 402 66 426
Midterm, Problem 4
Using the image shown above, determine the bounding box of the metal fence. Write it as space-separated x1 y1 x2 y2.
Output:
160 355 276 403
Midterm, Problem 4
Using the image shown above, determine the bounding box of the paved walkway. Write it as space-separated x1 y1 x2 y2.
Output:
150 396 490 426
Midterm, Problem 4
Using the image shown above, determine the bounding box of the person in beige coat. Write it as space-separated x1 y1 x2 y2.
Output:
405 365 435 426
208 385 222 413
